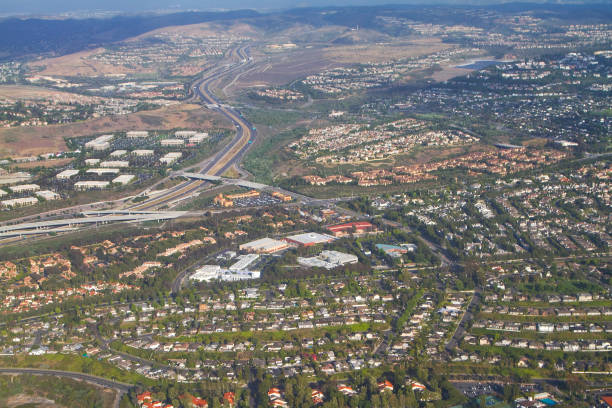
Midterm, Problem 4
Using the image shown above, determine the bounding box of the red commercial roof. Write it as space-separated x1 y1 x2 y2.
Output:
327 221 373 232
601 396 612 407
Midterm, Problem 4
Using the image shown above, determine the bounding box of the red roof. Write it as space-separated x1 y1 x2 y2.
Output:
191 396 208 407
223 392 235 405
378 380 394 391
327 222 373 232
602 396 612 407
137 392 153 403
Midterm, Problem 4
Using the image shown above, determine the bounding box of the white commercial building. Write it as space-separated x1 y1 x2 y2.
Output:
1 197 39 207
85 134 114 151
285 232 336 246
110 150 128 157
84 158 100 166
132 149 154 157
321 250 358 265
190 264 261 282
160 138 184 147
191 265 222 282
87 168 120 175
9 184 40 193
239 237 289 254
298 250 358 270
220 270 261 281
229 254 260 271
0 189 6 197
159 152 182 165
188 133 208 144
127 131 149 138
91 142 110 151
35 190 60 201
100 160 129 168
112 174 136 185
56 169 80 180
175 130 197 138
74 181 110 190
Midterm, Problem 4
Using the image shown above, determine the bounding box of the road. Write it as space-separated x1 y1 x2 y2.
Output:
0 367 132 408
0 46 258 243
129 46 256 211
445 289 481 351
171 247 231 294
379 217 453 267
92 322 200 376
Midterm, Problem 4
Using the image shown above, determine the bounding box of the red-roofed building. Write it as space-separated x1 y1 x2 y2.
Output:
137 392 153 405
268 388 282 400
311 390 325 405
190 396 208 408
601 396 612 407
337 384 357 396
377 380 394 393
327 222 376 237
223 392 235 406
408 380 426 391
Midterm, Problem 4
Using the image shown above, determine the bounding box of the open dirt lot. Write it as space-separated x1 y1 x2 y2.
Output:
431 54 493 82
27 48 150 77
0 85 102 103
431 65 473 82
237 47 338 87
5 394 60 407
134 21 259 39
0 103 231 156
28 21 259 78
323 38 450 64
230 37 451 90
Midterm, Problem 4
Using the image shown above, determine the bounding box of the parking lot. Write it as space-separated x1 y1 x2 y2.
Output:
232 193 283 207
451 382 503 398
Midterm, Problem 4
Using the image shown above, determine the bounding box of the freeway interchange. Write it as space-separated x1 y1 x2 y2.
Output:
0 45 263 395
0 46 259 240
0 45 357 241
128 45 257 211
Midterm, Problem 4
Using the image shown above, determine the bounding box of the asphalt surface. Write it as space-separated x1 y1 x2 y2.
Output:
130 46 256 211
445 290 481 351
0 46 258 244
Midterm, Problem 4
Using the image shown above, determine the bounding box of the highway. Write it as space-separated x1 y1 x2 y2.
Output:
0 210 186 238
0 46 257 242
129 45 256 211
0 43 355 243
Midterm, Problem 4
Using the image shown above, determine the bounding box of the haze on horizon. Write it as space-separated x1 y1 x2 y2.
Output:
0 0 604 16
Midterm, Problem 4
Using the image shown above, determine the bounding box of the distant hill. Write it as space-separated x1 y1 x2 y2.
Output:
0 10 259 61
0 3 610 62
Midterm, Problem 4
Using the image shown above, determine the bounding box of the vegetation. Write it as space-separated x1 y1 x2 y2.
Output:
0 374 115 407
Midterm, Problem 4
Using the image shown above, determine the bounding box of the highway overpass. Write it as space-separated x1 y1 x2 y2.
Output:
179 172 269 190
0 210 186 238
